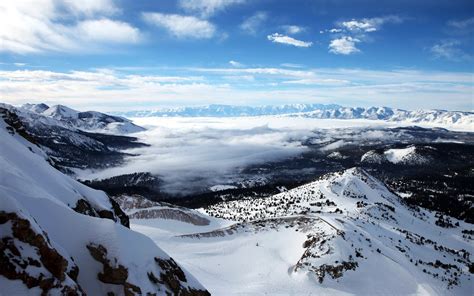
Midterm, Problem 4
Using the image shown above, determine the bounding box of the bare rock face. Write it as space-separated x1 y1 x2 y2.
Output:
73 197 130 228
0 211 84 295
86 243 141 296
152 257 211 296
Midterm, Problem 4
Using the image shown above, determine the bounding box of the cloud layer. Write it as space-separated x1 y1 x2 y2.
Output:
1 66 472 111
80 117 313 194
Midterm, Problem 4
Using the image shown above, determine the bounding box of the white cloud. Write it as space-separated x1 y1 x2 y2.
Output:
329 36 360 55
340 15 402 33
282 25 305 34
76 19 141 43
329 28 342 33
267 33 312 48
179 0 246 18
1 67 472 112
229 60 244 67
79 119 310 194
142 13 216 39
430 40 472 62
448 17 474 30
0 0 140 54
240 12 267 35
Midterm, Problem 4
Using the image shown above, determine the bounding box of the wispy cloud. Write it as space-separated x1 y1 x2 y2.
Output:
0 0 141 54
179 0 246 18
229 60 244 67
267 33 312 47
240 12 267 35
142 13 216 39
282 25 305 34
340 15 403 33
430 40 472 62
329 36 360 55
447 17 474 31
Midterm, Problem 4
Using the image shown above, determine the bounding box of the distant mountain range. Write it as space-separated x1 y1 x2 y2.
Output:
115 104 473 127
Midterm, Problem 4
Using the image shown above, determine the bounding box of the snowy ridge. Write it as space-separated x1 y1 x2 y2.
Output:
361 145 432 165
115 104 473 128
114 195 211 225
196 168 473 295
18 103 145 134
0 115 210 295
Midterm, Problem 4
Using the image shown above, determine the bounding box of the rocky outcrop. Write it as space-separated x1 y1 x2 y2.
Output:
0 211 84 295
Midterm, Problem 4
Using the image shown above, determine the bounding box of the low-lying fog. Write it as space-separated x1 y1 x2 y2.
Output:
76 117 465 194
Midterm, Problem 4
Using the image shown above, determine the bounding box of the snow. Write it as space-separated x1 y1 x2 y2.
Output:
115 104 474 132
209 185 238 191
384 146 428 164
9 103 146 135
0 117 208 294
129 168 473 295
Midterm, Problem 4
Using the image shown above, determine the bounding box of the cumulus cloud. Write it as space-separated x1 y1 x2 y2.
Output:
329 36 360 55
142 12 216 39
0 0 140 54
267 33 312 48
326 15 402 55
179 0 246 18
240 12 267 35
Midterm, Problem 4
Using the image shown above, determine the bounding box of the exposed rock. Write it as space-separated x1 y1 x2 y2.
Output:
0 211 84 295
86 243 141 296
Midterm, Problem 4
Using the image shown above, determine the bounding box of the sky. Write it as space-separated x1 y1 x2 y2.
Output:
0 0 473 111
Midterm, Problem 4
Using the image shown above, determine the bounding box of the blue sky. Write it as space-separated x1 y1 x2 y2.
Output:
0 0 473 111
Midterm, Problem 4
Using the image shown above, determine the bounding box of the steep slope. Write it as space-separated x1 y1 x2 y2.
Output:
197 168 473 295
0 116 210 295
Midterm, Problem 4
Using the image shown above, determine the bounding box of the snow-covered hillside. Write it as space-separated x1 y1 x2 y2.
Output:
361 145 432 165
130 168 473 295
115 104 473 128
0 114 209 295
20 103 145 134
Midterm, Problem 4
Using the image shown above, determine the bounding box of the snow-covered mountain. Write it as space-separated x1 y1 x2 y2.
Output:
0 104 147 173
361 146 432 165
0 113 210 295
199 168 473 294
115 104 473 127
127 168 473 295
21 103 145 134
116 103 341 118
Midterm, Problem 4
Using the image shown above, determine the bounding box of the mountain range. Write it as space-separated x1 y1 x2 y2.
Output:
114 104 473 127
